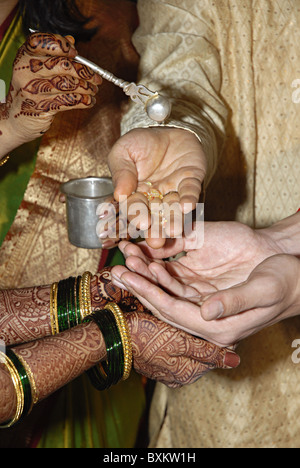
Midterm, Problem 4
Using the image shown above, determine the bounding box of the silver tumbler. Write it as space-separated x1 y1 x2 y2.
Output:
60 177 114 249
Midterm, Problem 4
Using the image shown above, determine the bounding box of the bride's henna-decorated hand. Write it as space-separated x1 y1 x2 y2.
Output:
0 310 239 424
0 32 101 155
0 268 143 347
0 321 106 424
125 311 240 388
0 274 240 423
0 285 51 347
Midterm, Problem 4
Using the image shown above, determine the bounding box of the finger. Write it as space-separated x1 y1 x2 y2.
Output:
200 274 278 321
161 192 184 238
22 76 99 96
108 145 138 200
148 262 197 298
101 238 120 250
178 177 202 214
119 241 147 261
131 238 185 260
183 338 240 370
96 199 118 219
118 240 151 263
26 32 78 58
143 197 166 249
126 257 162 283
29 56 101 85
26 93 96 114
65 35 76 45
126 192 151 231
111 266 130 290
144 231 167 249
118 271 204 336
72 61 102 84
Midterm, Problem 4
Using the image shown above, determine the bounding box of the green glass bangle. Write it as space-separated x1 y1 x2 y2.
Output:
101 310 123 386
57 277 78 331
84 309 124 390
85 310 123 389
5 349 32 420
67 276 77 329
84 315 113 389
57 279 68 332
75 275 82 325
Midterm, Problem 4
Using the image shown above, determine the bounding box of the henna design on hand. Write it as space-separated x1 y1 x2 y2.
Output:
0 268 144 348
25 33 72 55
91 268 146 313
14 33 73 67
23 76 97 95
0 366 16 423
13 321 106 403
14 93 94 118
28 56 96 83
0 286 51 347
0 89 13 121
1 32 99 145
0 321 107 423
126 311 232 388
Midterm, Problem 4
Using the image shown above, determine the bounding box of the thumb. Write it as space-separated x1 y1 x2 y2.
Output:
108 150 138 202
200 276 271 321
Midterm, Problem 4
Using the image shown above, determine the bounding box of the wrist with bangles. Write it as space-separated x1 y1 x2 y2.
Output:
50 271 133 387
0 154 10 166
0 271 132 428
0 348 38 428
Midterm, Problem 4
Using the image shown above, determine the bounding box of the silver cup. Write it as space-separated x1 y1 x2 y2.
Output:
60 177 114 249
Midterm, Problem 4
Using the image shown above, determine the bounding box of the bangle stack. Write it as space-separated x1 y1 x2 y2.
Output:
0 154 10 167
49 273 132 389
50 272 92 334
83 308 125 390
104 303 132 381
83 303 133 389
0 349 38 428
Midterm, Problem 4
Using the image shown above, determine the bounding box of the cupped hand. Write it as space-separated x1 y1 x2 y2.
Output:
125 311 240 388
97 127 206 250
1 32 101 147
111 220 285 346
88 267 240 386
200 253 300 322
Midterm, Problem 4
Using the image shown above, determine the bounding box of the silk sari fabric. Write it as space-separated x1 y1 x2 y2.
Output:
122 0 300 448
0 12 40 247
0 0 145 448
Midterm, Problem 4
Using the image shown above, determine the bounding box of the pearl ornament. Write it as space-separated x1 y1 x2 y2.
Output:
145 95 172 123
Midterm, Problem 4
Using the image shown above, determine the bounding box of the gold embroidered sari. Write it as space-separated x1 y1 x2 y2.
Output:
0 0 145 448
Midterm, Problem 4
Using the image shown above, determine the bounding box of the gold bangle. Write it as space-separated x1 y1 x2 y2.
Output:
104 303 132 380
0 351 24 428
0 155 10 167
13 352 39 408
50 282 59 335
79 272 92 320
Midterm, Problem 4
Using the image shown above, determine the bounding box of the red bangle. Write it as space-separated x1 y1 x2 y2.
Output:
298 209 300 212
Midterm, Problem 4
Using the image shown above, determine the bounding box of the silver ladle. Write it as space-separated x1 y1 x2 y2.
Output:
74 55 172 123
29 29 172 123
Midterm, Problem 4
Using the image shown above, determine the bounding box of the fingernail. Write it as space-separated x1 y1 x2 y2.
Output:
69 47 78 58
202 301 224 320
98 213 109 220
101 239 116 250
98 231 108 239
224 351 240 369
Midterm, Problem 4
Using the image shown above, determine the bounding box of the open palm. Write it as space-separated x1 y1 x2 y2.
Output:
99 127 206 249
111 221 283 346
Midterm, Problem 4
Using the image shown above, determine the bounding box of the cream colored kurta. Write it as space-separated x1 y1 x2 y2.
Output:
122 0 300 448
